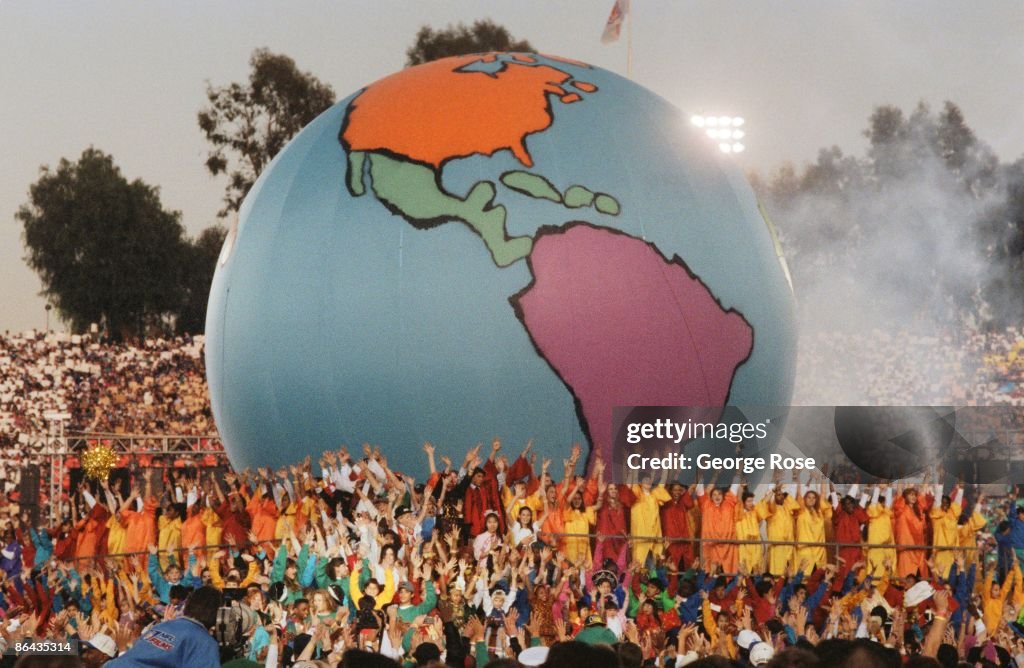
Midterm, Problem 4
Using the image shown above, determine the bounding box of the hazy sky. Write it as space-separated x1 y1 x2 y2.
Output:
2 1 1022 333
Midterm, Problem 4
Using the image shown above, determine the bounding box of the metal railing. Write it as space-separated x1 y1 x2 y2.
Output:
42 532 989 573
65 433 225 454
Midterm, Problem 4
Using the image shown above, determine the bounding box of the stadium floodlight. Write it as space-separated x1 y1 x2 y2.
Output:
691 111 747 155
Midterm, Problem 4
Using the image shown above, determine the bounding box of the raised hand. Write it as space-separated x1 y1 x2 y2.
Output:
463 616 484 643
525 611 543 638
624 619 639 644
553 617 567 642
794 605 807 636
504 608 519 636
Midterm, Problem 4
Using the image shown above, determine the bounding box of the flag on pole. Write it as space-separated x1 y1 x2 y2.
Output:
601 0 631 44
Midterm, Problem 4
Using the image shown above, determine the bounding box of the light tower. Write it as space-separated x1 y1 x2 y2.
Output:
690 114 746 154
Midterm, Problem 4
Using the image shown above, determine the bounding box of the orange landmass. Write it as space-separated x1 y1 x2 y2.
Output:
573 81 597 93
342 54 583 168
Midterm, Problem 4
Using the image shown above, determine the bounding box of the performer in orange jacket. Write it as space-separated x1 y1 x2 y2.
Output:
893 482 933 578
697 472 739 574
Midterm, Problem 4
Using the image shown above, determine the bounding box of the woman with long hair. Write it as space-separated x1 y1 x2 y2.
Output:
893 481 932 578
794 478 832 576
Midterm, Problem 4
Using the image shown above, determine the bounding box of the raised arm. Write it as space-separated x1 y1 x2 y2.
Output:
118 484 139 515
423 442 437 475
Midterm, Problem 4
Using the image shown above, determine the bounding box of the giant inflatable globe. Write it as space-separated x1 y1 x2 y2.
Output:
206 53 797 474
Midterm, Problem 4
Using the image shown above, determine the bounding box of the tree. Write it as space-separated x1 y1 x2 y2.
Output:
936 102 975 172
405 19 534 67
756 100 1024 330
176 225 228 335
17 148 189 340
198 48 335 216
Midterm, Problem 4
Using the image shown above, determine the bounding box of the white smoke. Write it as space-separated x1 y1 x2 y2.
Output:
759 102 1017 405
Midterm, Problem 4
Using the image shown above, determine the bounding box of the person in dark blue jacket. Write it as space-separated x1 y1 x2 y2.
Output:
106 585 222 668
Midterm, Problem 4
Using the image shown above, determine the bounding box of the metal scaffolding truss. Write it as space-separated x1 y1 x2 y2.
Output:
34 432 227 522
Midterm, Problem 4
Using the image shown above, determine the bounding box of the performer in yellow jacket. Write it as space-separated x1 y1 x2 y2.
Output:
630 475 671 565
958 494 988 568
562 481 599 565
865 485 896 578
794 480 832 576
760 483 799 576
981 566 1019 636
157 505 183 569
735 486 765 573
928 482 963 579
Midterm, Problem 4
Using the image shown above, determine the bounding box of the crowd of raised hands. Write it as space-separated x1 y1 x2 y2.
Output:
1 438 1024 667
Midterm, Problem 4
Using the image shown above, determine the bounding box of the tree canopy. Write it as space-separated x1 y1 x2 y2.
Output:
176 224 228 335
18 149 190 339
405 19 534 66
756 101 1023 330
198 48 336 216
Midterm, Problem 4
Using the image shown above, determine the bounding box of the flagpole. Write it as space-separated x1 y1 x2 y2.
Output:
626 1 633 78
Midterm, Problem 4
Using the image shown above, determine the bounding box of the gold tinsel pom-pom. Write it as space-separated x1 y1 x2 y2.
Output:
81 445 118 481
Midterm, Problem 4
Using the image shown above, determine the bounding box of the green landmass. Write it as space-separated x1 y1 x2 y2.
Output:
347 151 366 196
594 193 620 215
563 185 595 208
344 147 621 268
348 150 532 267
500 171 562 203
501 172 620 216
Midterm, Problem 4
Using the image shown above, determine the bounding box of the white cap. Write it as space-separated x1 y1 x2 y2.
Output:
84 633 118 658
518 646 549 666
750 642 775 665
676 650 700 667
904 581 934 607
736 629 762 650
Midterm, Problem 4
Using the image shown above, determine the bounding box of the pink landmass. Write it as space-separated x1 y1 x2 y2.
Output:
511 224 754 465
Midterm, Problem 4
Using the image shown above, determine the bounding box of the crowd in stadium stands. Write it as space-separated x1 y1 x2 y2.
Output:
795 327 1024 407
3 326 1024 447
1 439 1024 667
0 330 213 444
